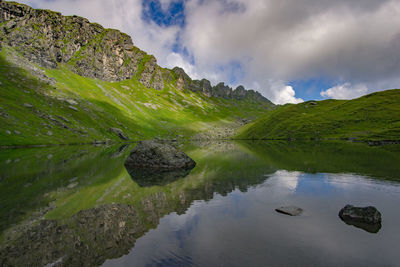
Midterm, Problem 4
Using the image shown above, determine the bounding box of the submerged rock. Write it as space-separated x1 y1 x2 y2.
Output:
275 206 303 216
124 140 196 170
339 204 382 233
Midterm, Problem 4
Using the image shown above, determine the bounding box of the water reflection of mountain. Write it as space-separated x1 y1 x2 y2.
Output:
239 140 400 182
0 145 130 234
0 141 271 266
3 141 398 266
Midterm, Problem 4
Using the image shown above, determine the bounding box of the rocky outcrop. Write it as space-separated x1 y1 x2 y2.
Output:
0 2 103 68
124 140 196 170
138 56 164 90
109 127 129 140
172 66 274 105
71 29 146 81
212 82 232 99
232 85 246 100
0 1 158 85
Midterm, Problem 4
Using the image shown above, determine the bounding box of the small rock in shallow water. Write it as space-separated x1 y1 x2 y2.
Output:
275 206 303 216
338 204 382 233
339 204 381 224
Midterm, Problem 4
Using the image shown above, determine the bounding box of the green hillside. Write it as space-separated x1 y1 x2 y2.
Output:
0 1 274 146
0 46 272 146
236 89 400 142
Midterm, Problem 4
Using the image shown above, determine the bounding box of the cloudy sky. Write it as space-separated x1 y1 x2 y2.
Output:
15 0 400 104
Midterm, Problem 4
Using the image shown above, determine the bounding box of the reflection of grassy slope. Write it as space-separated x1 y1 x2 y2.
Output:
237 90 400 141
45 142 271 222
0 46 271 146
0 145 128 234
238 140 400 181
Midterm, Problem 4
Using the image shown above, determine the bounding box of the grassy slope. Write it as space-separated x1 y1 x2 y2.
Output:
0 46 271 146
236 89 400 141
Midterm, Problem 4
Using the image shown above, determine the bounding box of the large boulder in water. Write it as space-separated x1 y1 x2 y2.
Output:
124 141 196 187
339 204 382 233
124 140 196 170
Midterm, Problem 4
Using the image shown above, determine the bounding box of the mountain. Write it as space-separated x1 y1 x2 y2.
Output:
236 89 400 142
0 1 275 146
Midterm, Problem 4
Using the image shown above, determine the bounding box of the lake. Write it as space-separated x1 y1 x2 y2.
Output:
0 141 399 266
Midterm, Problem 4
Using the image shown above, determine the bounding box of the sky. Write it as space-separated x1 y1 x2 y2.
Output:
15 0 400 104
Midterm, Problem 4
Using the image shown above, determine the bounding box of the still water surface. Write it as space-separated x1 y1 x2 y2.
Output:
0 141 399 266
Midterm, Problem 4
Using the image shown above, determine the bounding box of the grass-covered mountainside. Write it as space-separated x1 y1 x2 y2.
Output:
0 1 274 146
236 89 400 142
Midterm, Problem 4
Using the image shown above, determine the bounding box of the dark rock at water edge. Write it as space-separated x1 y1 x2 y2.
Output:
339 204 382 233
275 206 303 216
124 140 196 170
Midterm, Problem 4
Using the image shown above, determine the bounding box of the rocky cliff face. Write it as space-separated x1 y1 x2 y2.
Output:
0 1 273 104
172 67 273 103
0 1 164 89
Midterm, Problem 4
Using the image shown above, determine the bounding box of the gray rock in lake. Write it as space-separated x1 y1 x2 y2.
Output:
275 206 303 216
125 140 196 170
339 204 381 224
339 204 382 233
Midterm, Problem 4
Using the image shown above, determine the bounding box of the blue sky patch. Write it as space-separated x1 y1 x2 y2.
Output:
142 0 186 28
289 78 336 101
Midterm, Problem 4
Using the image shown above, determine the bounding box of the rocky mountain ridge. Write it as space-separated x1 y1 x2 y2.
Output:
0 0 273 103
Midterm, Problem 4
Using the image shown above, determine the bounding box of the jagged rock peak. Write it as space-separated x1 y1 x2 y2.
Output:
172 66 272 103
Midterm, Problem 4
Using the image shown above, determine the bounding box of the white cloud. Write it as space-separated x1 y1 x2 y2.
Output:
320 83 368 100
274 86 304 104
260 81 303 105
13 0 400 104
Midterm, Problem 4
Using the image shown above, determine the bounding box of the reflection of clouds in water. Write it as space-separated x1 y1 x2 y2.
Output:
324 173 400 193
164 202 202 231
268 170 302 192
